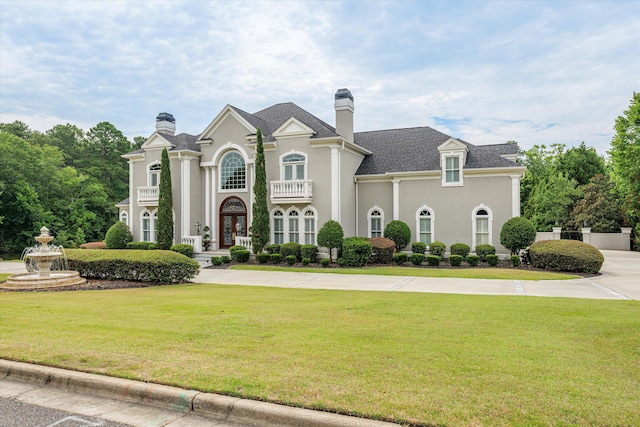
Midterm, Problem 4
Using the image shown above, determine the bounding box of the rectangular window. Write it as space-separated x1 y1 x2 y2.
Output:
371 218 381 238
304 218 315 245
476 218 489 245
284 164 305 180
419 218 431 245
284 165 293 181
142 218 150 242
296 164 304 179
274 219 284 244
289 218 299 243
445 156 460 183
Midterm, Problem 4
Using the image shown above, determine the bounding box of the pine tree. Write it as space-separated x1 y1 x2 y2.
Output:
251 128 270 253
156 148 174 250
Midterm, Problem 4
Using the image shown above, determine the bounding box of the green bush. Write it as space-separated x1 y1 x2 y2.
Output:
383 220 412 251
486 254 499 266
426 255 441 266
317 220 344 260
412 242 427 254
337 257 346 266
281 242 301 261
500 217 537 255
466 255 480 266
235 250 250 263
170 244 193 258
511 255 521 267
529 240 604 273
301 257 310 266
256 252 270 264
342 237 373 267
66 249 199 283
450 243 470 258
211 256 222 266
229 245 246 261
449 254 463 266
126 242 151 250
148 243 158 250
221 255 231 264
270 253 282 264
475 244 495 262
410 253 425 266
300 244 318 263
104 221 132 249
320 258 331 268
429 241 446 257
394 252 408 265
368 237 396 264
285 255 297 265
265 244 280 254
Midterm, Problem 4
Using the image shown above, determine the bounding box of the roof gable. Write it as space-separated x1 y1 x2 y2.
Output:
197 105 258 142
141 132 174 150
272 117 316 139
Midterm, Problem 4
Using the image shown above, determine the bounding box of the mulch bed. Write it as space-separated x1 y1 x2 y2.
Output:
0 279 188 292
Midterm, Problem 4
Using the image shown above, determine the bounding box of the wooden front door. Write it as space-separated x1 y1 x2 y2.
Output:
219 197 247 248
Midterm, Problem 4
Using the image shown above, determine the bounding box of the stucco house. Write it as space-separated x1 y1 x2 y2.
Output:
118 88 525 255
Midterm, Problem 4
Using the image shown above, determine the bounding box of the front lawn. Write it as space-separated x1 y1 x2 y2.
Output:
1 284 637 426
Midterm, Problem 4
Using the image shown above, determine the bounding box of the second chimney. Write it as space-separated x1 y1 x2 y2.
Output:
156 112 176 136
334 88 354 143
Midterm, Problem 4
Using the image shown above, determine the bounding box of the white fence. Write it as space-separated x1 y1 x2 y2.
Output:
536 227 632 251
235 236 252 251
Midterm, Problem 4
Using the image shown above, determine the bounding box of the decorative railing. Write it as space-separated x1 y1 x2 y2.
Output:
137 186 159 204
181 236 203 254
270 180 312 202
235 236 252 251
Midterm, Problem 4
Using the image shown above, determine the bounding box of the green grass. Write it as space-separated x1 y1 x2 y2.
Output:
0 273 9 283
232 264 578 280
1 284 638 426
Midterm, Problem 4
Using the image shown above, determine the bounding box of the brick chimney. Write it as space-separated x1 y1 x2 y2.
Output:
334 88 354 143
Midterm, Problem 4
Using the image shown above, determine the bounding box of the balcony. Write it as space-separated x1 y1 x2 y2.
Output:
137 186 159 205
270 179 312 204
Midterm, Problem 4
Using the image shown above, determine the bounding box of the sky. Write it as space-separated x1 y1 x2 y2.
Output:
1 0 638 155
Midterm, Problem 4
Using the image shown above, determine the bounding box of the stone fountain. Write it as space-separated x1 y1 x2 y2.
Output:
2 227 86 290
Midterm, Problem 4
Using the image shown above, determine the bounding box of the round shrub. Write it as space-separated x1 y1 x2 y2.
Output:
337 257 346 266
449 254 463 266
301 244 318 263
317 220 344 259
529 240 604 273
301 257 310 266
394 252 408 265
466 255 480 266
126 242 150 250
383 220 412 251
486 254 499 266
270 253 282 264
235 250 251 263
170 244 193 258
450 243 470 258
256 252 270 264
320 258 331 268
265 244 280 254
221 255 231 264
510 255 521 267
105 221 132 249
500 217 536 255
211 256 223 266
412 242 427 254
229 245 246 261
426 255 441 266
475 244 495 262
342 237 373 267
410 253 425 266
285 255 297 265
281 242 301 261
429 242 446 257
368 237 396 264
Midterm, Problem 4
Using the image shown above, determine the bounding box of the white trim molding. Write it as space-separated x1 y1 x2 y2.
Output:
415 205 435 245
471 204 493 250
367 206 384 238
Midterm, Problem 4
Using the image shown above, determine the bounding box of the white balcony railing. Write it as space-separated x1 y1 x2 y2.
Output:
181 235 203 254
137 186 159 204
270 180 312 203
235 236 253 251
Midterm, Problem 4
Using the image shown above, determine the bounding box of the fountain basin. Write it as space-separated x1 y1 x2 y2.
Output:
1 271 87 290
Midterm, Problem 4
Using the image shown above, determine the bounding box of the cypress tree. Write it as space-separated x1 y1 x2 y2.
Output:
156 148 174 250
251 128 270 253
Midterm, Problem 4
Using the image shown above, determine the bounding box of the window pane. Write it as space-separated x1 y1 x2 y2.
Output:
477 218 488 233
371 218 381 238
274 218 283 244
150 173 159 187
284 165 292 180
221 152 246 189
296 164 305 179
289 218 299 243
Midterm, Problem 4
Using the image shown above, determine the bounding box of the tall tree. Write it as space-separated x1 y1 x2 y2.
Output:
570 174 625 233
525 173 581 232
519 143 565 215
609 92 640 240
251 128 269 254
47 124 84 167
156 148 174 250
557 142 606 187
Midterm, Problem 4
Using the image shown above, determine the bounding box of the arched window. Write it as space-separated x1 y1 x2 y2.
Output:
281 152 306 180
288 209 300 243
120 211 128 227
141 210 151 242
368 207 384 238
303 208 317 245
148 163 161 187
152 210 158 242
416 206 435 245
472 205 493 250
272 209 284 245
220 152 246 190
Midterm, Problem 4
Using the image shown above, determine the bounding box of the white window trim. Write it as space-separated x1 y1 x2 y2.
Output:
302 207 318 245
471 204 493 250
218 150 248 193
441 152 464 187
285 207 301 243
415 205 435 246
140 209 153 242
147 162 161 187
367 206 384 238
271 208 285 245
280 151 308 181
120 211 129 226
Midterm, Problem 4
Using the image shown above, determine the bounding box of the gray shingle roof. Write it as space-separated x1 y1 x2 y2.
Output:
253 102 339 142
163 132 200 152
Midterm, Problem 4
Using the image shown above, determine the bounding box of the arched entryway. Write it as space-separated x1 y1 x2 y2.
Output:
219 196 247 248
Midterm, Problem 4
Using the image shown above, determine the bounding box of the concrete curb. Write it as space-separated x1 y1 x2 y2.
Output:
0 359 401 427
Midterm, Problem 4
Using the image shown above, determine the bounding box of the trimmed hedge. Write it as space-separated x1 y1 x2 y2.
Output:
383 220 412 251
342 237 372 267
105 221 132 249
301 257 310 266
270 253 282 264
126 242 151 250
429 242 446 257
466 255 480 266
529 240 604 273
281 242 301 261
394 252 408 265
412 242 427 254
256 252 270 264
500 217 537 255
211 256 222 266
475 244 495 262
285 255 297 265
449 254 463 266
320 258 331 267
170 244 193 258
265 244 280 254
80 242 107 249
66 249 199 283
368 237 395 264
410 253 424 266
301 244 318 263
235 250 251 263
486 254 499 266
221 256 231 264
229 246 246 261
426 255 441 266
450 243 470 258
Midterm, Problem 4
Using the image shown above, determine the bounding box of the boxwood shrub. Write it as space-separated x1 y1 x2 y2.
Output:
450 243 470 258
270 253 282 264
510 255 521 267
66 249 199 283
235 250 251 263
449 254 463 266
368 237 396 264
104 221 132 249
300 244 318 263
265 244 280 254
211 256 223 266
301 257 310 266
412 242 427 254
486 254 500 266
426 255 441 266
256 252 270 264
126 242 151 250
529 240 604 273
429 242 446 257
410 253 424 266
170 244 193 258
229 245 246 261
383 220 412 251
394 252 408 265
221 255 231 264
475 244 495 262
466 255 480 266
285 255 297 265
281 242 302 261
320 258 331 268
342 237 372 267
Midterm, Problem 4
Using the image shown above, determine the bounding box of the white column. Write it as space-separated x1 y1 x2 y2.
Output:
128 160 134 234
211 166 218 249
510 175 521 217
331 147 340 221
392 179 400 220
249 163 255 227
581 227 591 245
181 157 191 238
204 167 211 232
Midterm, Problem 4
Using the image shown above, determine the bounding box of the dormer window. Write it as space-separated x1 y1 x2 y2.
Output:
438 138 468 187
445 156 460 183
148 163 161 186
282 153 306 180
